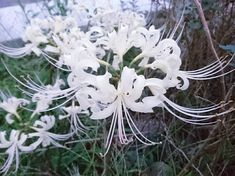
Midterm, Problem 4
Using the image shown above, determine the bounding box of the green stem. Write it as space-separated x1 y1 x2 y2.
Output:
15 112 21 121
98 59 119 76
98 59 111 67
129 53 144 68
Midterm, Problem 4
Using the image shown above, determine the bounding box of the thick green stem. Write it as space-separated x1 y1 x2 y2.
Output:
129 53 144 68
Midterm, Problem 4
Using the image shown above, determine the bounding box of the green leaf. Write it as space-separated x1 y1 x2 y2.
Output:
219 44 235 53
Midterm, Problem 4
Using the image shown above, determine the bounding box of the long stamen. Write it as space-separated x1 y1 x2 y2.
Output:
163 104 218 125
0 44 33 58
38 95 75 113
186 56 228 74
23 76 45 91
163 96 231 114
42 52 71 72
169 6 185 39
163 97 233 119
185 55 234 78
117 100 129 144
186 60 226 76
100 107 118 157
3 62 79 96
187 57 233 77
176 23 185 43
187 69 234 80
123 102 159 145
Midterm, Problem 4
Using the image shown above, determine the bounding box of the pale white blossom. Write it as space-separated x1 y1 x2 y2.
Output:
0 130 34 175
29 115 72 148
59 100 88 133
31 79 65 116
78 67 160 155
0 97 29 122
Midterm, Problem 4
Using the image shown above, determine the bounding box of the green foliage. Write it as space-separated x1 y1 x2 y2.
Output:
219 44 235 53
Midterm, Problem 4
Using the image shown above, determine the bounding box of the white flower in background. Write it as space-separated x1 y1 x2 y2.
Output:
23 25 48 46
28 79 65 116
59 100 88 133
90 9 146 31
22 24 49 56
52 16 77 34
0 130 34 175
118 11 146 29
97 25 133 68
70 1 146 31
131 37 181 67
68 164 81 176
131 26 161 56
29 115 72 148
0 19 49 58
145 53 186 89
0 97 29 123
32 94 53 116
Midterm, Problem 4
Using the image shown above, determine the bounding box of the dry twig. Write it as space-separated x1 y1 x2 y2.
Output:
193 0 226 98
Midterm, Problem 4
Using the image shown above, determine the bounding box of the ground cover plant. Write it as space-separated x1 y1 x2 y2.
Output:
0 0 234 175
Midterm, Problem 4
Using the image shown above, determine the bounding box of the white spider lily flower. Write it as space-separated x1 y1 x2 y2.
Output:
29 115 72 148
32 94 53 116
30 79 65 116
23 25 48 46
59 101 89 133
91 10 146 32
52 16 77 34
131 26 161 60
0 21 49 58
44 34 103 72
145 54 187 90
22 25 49 56
118 11 146 30
68 47 101 72
0 97 29 121
90 7 118 31
0 17 78 59
79 67 160 155
97 25 133 67
0 130 35 175
136 38 181 67
3 64 81 114
30 18 51 31
69 0 146 31
146 54 234 90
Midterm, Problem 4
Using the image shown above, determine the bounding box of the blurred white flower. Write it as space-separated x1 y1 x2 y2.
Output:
0 130 34 175
97 25 133 68
59 100 88 133
67 164 81 176
29 115 72 148
0 97 29 122
30 79 65 116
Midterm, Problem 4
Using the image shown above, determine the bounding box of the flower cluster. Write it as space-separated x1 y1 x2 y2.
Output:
0 1 234 175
